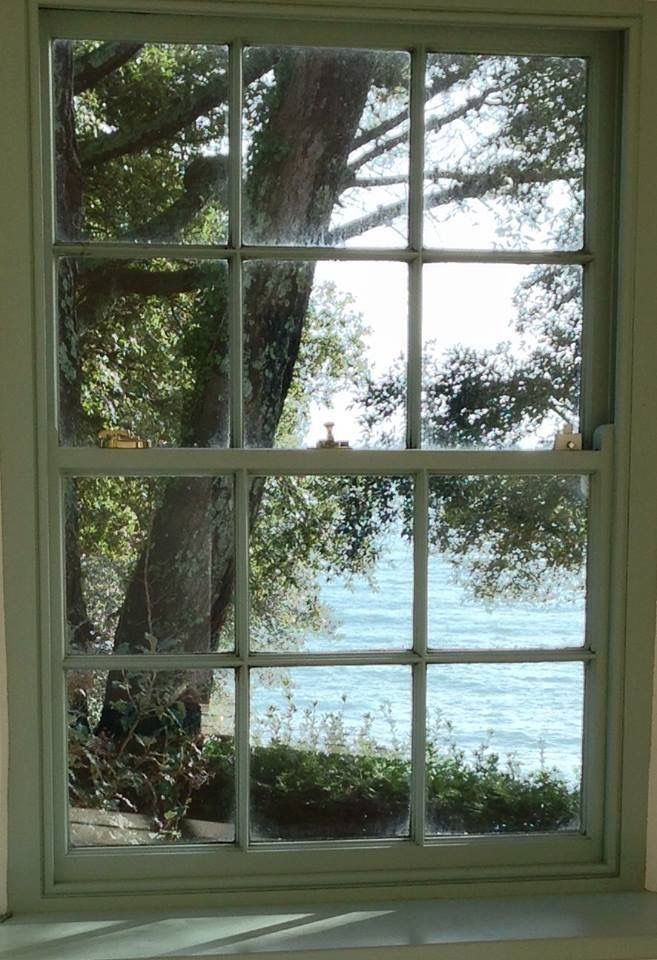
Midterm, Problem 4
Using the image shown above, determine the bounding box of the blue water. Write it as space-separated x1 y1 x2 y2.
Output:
251 540 585 783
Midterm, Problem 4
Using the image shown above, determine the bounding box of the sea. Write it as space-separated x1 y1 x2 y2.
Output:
250 539 585 784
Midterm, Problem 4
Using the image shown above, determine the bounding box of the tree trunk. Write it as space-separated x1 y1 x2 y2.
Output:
54 42 97 658
94 49 374 736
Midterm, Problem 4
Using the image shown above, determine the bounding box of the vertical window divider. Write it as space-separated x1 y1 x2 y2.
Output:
411 468 429 845
407 45 426 451
235 467 250 849
231 41 248 846
409 49 428 838
229 40 244 449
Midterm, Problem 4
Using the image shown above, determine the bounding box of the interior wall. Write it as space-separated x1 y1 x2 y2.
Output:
644 613 657 890
0 499 8 917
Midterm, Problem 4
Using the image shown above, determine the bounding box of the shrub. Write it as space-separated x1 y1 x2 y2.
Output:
70 710 578 839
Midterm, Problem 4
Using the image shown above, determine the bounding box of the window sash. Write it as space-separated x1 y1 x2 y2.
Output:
53 446 612 852
33 6 622 891
44 15 617 453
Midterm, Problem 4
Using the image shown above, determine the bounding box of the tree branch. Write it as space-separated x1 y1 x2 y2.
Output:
352 174 409 188
77 263 209 298
350 57 479 152
80 48 276 169
347 87 499 176
79 75 228 168
329 164 579 243
73 42 143 95
119 154 229 241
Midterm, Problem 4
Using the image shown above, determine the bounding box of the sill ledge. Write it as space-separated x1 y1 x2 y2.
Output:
3 893 657 960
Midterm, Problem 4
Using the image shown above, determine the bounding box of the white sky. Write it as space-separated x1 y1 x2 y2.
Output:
304 258 533 447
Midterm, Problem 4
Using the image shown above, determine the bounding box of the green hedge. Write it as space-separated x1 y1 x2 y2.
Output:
70 731 578 839
198 736 577 839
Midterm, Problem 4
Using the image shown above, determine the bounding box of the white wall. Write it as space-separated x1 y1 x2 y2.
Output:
0 499 8 917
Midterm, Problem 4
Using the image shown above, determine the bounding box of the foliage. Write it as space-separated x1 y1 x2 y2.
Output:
69 672 222 838
425 739 576 835
69 691 577 840
427 474 587 601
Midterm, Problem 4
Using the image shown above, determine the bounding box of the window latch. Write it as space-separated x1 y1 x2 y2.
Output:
98 428 150 449
553 422 582 451
316 421 350 449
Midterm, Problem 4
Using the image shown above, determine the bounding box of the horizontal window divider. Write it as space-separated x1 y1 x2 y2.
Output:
240 245 418 262
55 447 605 475
422 248 594 265
52 242 234 262
63 654 245 671
52 242 419 263
247 651 419 667
424 647 595 664
62 652 420 670
250 830 585 855
62 647 593 672
248 837 412 854
62 832 594 866
52 242 592 266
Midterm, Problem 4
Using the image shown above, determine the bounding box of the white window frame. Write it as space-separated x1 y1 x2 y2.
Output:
1 0 657 915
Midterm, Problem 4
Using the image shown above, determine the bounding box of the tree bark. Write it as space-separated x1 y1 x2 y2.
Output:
54 42 97 657
94 49 374 736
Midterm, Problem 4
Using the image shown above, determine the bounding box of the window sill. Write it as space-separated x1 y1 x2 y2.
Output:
3 893 657 960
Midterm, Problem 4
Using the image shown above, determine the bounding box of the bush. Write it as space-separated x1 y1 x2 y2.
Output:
70 726 578 840
425 741 577 834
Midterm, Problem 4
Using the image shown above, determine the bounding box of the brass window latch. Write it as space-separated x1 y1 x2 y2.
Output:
98 428 151 449
553 422 582 451
316 421 350 449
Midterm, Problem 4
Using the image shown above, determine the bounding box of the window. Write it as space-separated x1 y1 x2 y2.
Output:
5 1 657 912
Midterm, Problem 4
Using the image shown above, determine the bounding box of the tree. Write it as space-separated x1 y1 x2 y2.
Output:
54 41 587 736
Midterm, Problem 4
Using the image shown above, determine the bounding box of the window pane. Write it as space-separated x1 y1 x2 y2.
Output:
250 475 413 652
243 260 407 449
421 264 583 449
53 40 229 243
57 259 229 447
242 46 410 247
426 662 583 835
65 477 234 655
424 54 586 250
68 669 235 846
250 666 411 840
427 475 588 649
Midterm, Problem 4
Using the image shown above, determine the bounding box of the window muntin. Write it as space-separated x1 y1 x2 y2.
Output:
41 12 618 889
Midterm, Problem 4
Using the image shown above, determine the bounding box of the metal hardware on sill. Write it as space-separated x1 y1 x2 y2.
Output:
553 422 582 451
98 428 151 449
316 421 350 449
